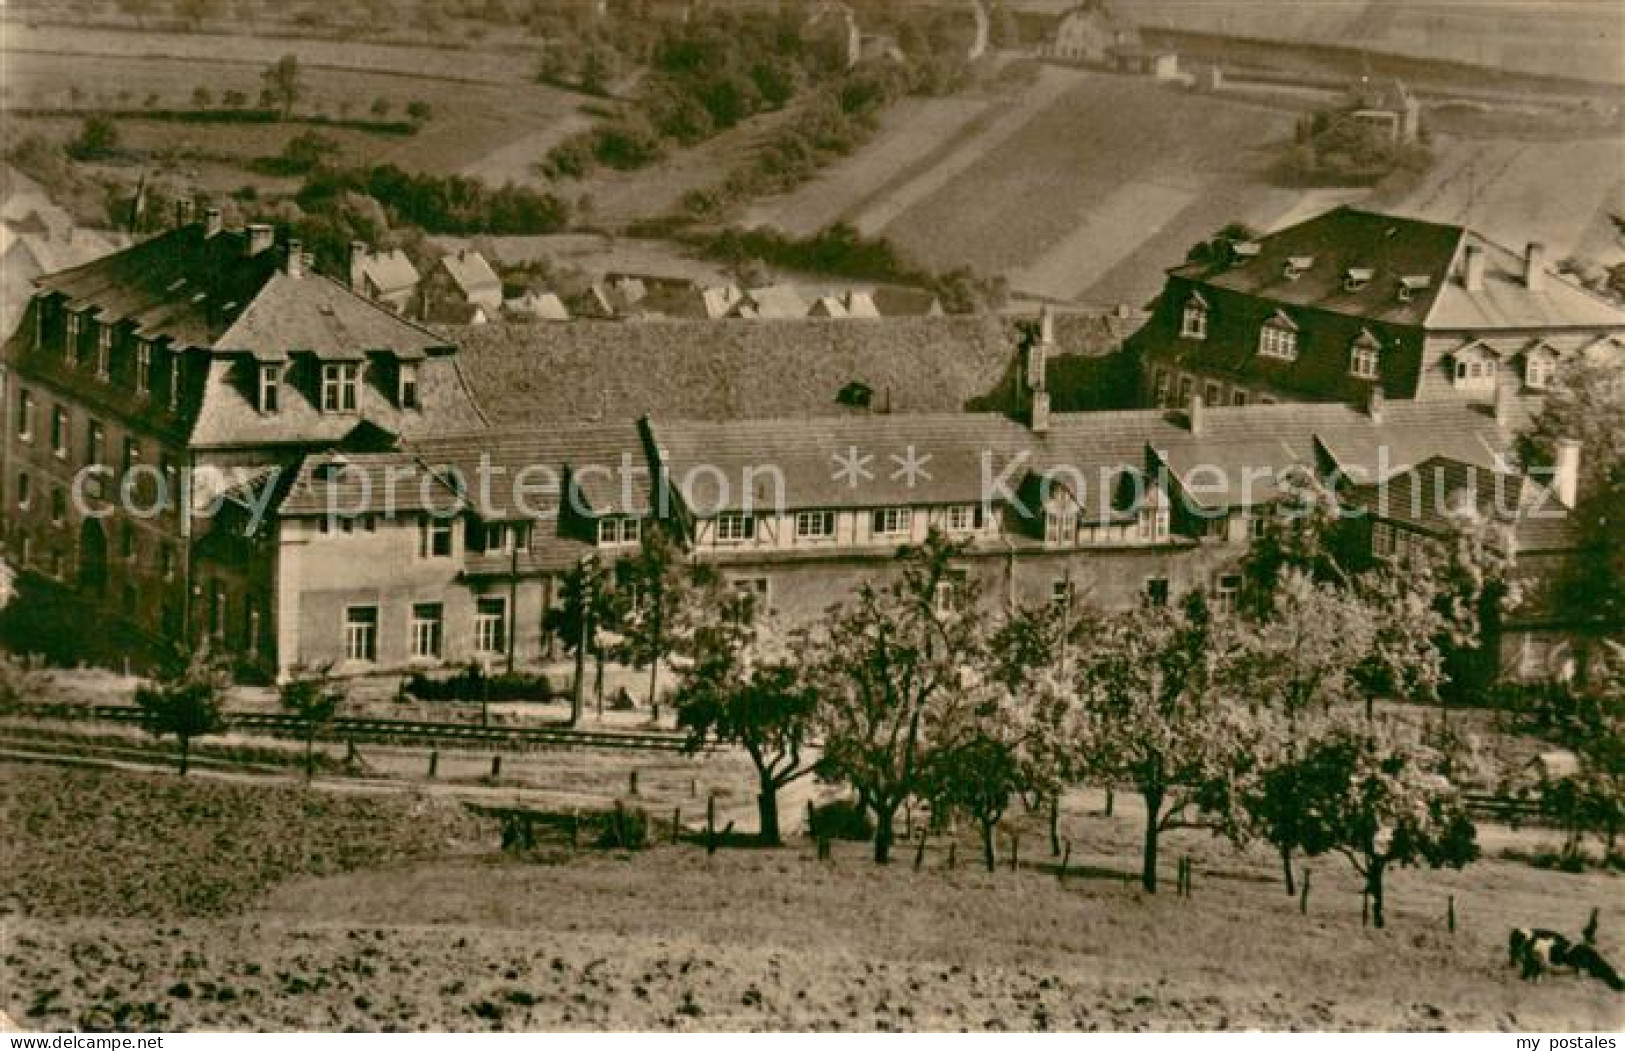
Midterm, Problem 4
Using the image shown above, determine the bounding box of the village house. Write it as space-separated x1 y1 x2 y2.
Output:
347 243 421 316
420 248 503 324
1042 0 1140 67
1134 207 1625 412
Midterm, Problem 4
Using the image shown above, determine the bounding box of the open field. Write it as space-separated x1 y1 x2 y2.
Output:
1376 135 1625 268
0 49 587 192
868 74 1303 306
3 763 1621 1031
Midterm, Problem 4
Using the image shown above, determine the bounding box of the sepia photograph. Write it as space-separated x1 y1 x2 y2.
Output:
0 0 1621 1037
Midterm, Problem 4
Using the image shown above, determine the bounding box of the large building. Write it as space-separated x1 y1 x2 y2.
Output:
1135 207 1625 412
0 213 1602 686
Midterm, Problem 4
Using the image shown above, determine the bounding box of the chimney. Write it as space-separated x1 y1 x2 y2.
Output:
284 240 303 277
203 207 223 238
1368 385 1385 425
1188 393 1206 436
1493 380 1514 426
1030 390 1051 435
1463 244 1486 293
1524 242 1547 293
1027 308 1051 392
348 241 369 293
1553 439 1580 509
246 223 274 256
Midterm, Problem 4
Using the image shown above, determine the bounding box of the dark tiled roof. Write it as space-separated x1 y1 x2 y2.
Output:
1171 208 1460 327
35 224 280 349
444 314 1138 426
278 451 462 517
1352 456 1576 553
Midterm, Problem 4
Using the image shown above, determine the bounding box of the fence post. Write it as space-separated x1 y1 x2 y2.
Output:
490 754 502 779
672 806 681 845
947 842 956 870
1299 869 1311 915
629 769 639 796
913 830 928 871
570 809 579 851
706 793 717 856
428 750 439 779
1447 894 1456 934
1105 786 1114 817
1058 840 1071 883
1010 831 1020 872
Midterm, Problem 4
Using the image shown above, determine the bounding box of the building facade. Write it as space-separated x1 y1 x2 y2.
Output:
1135 208 1625 413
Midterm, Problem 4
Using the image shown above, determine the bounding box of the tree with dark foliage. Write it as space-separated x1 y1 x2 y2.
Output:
135 647 229 776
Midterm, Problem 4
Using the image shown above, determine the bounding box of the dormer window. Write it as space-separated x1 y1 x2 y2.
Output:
258 364 281 414
1452 343 1497 388
1397 274 1430 303
1180 292 1208 340
1258 312 1298 361
398 362 420 410
321 362 359 413
1524 346 1558 390
1343 267 1374 292
1349 329 1382 379
1282 256 1314 280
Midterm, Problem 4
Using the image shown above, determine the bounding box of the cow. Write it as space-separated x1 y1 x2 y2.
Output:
1510 911 1623 991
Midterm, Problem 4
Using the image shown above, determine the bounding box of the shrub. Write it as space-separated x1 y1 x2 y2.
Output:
810 799 873 841
594 801 650 850
68 115 120 161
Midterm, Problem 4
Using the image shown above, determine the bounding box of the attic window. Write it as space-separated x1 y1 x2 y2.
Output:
1452 345 1498 387
258 363 281 414
1349 331 1381 379
1343 267 1375 292
1282 256 1314 280
398 362 420 410
1525 347 1558 390
1180 292 1208 340
321 362 359 413
1397 275 1431 302
1257 312 1298 361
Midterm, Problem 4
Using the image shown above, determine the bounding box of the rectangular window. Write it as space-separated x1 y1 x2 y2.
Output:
15 471 30 509
1045 510 1076 545
86 419 105 466
420 517 454 558
1203 381 1221 407
795 510 836 539
95 324 111 379
1372 522 1397 558
1350 344 1380 379
1153 368 1170 406
1051 579 1073 608
210 583 227 640
51 406 68 457
1213 574 1241 618
16 389 33 440
398 362 419 410
64 311 80 363
1231 388 1249 407
344 606 379 663
1180 301 1208 340
1258 323 1297 361
597 517 641 546
1138 507 1169 540
474 597 507 654
945 505 984 533
321 362 360 412
136 340 152 395
410 603 444 659
1526 356 1554 390
871 508 912 537
1146 576 1170 607
1176 375 1193 407
714 512 756 543
258 364 280 413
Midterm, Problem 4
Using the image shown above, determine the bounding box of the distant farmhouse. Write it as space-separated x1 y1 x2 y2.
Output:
346 243 420 316
1041 0 1178 77
0 170 125 342
1134 207 1625 412
421 248 503 324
